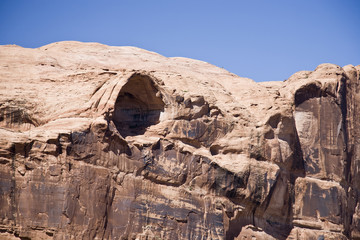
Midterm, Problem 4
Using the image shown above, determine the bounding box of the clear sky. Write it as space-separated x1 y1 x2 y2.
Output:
0 0 359 82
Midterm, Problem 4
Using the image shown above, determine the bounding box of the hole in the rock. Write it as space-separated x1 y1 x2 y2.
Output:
210 145 221 155
294 83 321 107
113 74 165 137
267 113 281 129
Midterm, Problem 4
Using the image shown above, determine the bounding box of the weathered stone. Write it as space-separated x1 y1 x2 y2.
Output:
0 41 359 239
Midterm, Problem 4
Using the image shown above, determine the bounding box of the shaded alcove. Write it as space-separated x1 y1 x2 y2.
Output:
113 74 165 137
294 83 322 107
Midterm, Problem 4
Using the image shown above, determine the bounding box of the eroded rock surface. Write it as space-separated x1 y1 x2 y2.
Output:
0 41 359 239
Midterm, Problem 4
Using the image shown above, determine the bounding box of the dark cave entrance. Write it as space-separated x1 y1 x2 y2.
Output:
113 74 164 137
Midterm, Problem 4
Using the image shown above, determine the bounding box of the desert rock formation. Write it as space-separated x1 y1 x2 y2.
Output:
0 41 359 239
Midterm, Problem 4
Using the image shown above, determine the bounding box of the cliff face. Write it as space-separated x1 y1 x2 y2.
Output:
0 41 359 240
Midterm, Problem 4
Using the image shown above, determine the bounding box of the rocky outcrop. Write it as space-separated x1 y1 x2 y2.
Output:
0 41 359 239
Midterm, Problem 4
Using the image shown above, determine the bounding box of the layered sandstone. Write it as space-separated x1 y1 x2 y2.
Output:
0 41 359 239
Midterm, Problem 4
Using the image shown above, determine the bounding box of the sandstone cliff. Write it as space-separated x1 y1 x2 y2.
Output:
0 41 359 240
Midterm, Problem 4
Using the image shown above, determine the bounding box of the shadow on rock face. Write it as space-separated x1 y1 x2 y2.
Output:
113 74 164 137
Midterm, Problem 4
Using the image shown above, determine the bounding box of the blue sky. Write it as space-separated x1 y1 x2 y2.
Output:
0 0 359 82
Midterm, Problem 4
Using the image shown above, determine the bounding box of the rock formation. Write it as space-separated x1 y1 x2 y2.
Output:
0 41 359 240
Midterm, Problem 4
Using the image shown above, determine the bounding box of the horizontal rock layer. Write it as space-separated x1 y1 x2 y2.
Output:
0 41 359 239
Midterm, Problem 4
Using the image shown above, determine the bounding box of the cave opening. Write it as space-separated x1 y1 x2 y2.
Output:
113 74 165 137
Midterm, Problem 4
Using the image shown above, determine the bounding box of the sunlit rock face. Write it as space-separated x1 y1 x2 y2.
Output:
0 41 360 240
